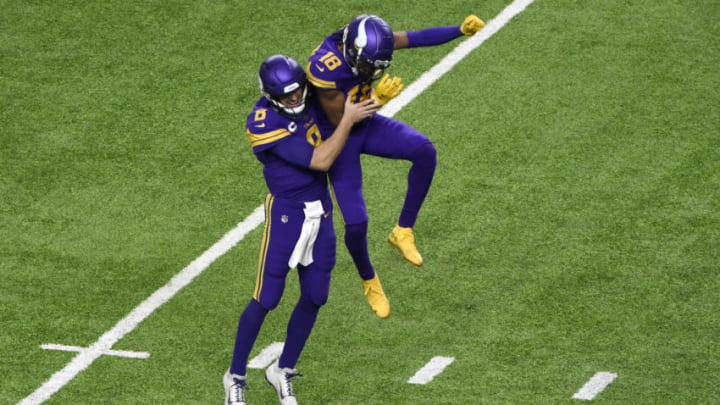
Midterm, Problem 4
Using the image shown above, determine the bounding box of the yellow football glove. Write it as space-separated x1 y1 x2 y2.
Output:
373 73 403 106
461 14 485 36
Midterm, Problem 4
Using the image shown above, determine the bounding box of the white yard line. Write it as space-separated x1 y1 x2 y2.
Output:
247 341 285 369
380 0 535 117
18 2 533 403
40 343 150 359
19 206 265 405
408 356 456 384
572 372 618 400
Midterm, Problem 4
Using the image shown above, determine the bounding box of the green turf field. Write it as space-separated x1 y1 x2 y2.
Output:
2 0 718 403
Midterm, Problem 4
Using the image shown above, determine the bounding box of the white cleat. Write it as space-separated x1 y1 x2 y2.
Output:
265 361 300 405
223 369 247 405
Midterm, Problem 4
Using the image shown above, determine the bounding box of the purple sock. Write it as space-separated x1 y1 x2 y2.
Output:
398 143 437 228
344 222 375 280
229 299 268 376
279 296 319 369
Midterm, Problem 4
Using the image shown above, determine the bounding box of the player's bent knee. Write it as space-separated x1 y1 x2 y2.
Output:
414 142 437 167
310 282 331 306
304 290 329 308
257 296 282 311
344 222 368 243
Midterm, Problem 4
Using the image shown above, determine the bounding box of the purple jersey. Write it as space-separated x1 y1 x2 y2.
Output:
230 96 338 379
307 30 374 104
245 98 330 202
306 30 435 227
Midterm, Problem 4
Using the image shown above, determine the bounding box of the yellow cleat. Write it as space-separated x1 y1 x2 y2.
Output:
362 274 390 319
388 224 423 266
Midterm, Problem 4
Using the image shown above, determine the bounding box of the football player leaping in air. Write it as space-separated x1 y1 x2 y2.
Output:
307 14 485 318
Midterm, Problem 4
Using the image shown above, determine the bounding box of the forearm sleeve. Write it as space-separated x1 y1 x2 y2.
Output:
406 25 463 48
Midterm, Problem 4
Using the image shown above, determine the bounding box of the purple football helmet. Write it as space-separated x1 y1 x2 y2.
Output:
258 54 308 117
342 14 394 81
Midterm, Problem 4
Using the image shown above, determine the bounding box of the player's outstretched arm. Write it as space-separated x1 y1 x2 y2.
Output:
393 14 485 49
309 98 380 171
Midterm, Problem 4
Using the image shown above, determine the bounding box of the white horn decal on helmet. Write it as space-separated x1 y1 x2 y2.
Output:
355 17 370 57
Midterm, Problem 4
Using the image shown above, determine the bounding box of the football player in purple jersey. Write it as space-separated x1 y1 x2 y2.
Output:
306 14 485 319
223 54 379 405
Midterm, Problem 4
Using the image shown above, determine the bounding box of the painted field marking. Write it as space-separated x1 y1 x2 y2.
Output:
19 206 266 405
41 343 150 360
408 356 456 385
572 371 618 400
380 0 536 117
19 1 535 403
247 342 284 369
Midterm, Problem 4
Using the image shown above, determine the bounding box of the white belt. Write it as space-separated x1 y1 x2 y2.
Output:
288 200 324 268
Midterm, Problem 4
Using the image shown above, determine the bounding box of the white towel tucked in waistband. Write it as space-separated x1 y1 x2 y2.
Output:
288 200 324 268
